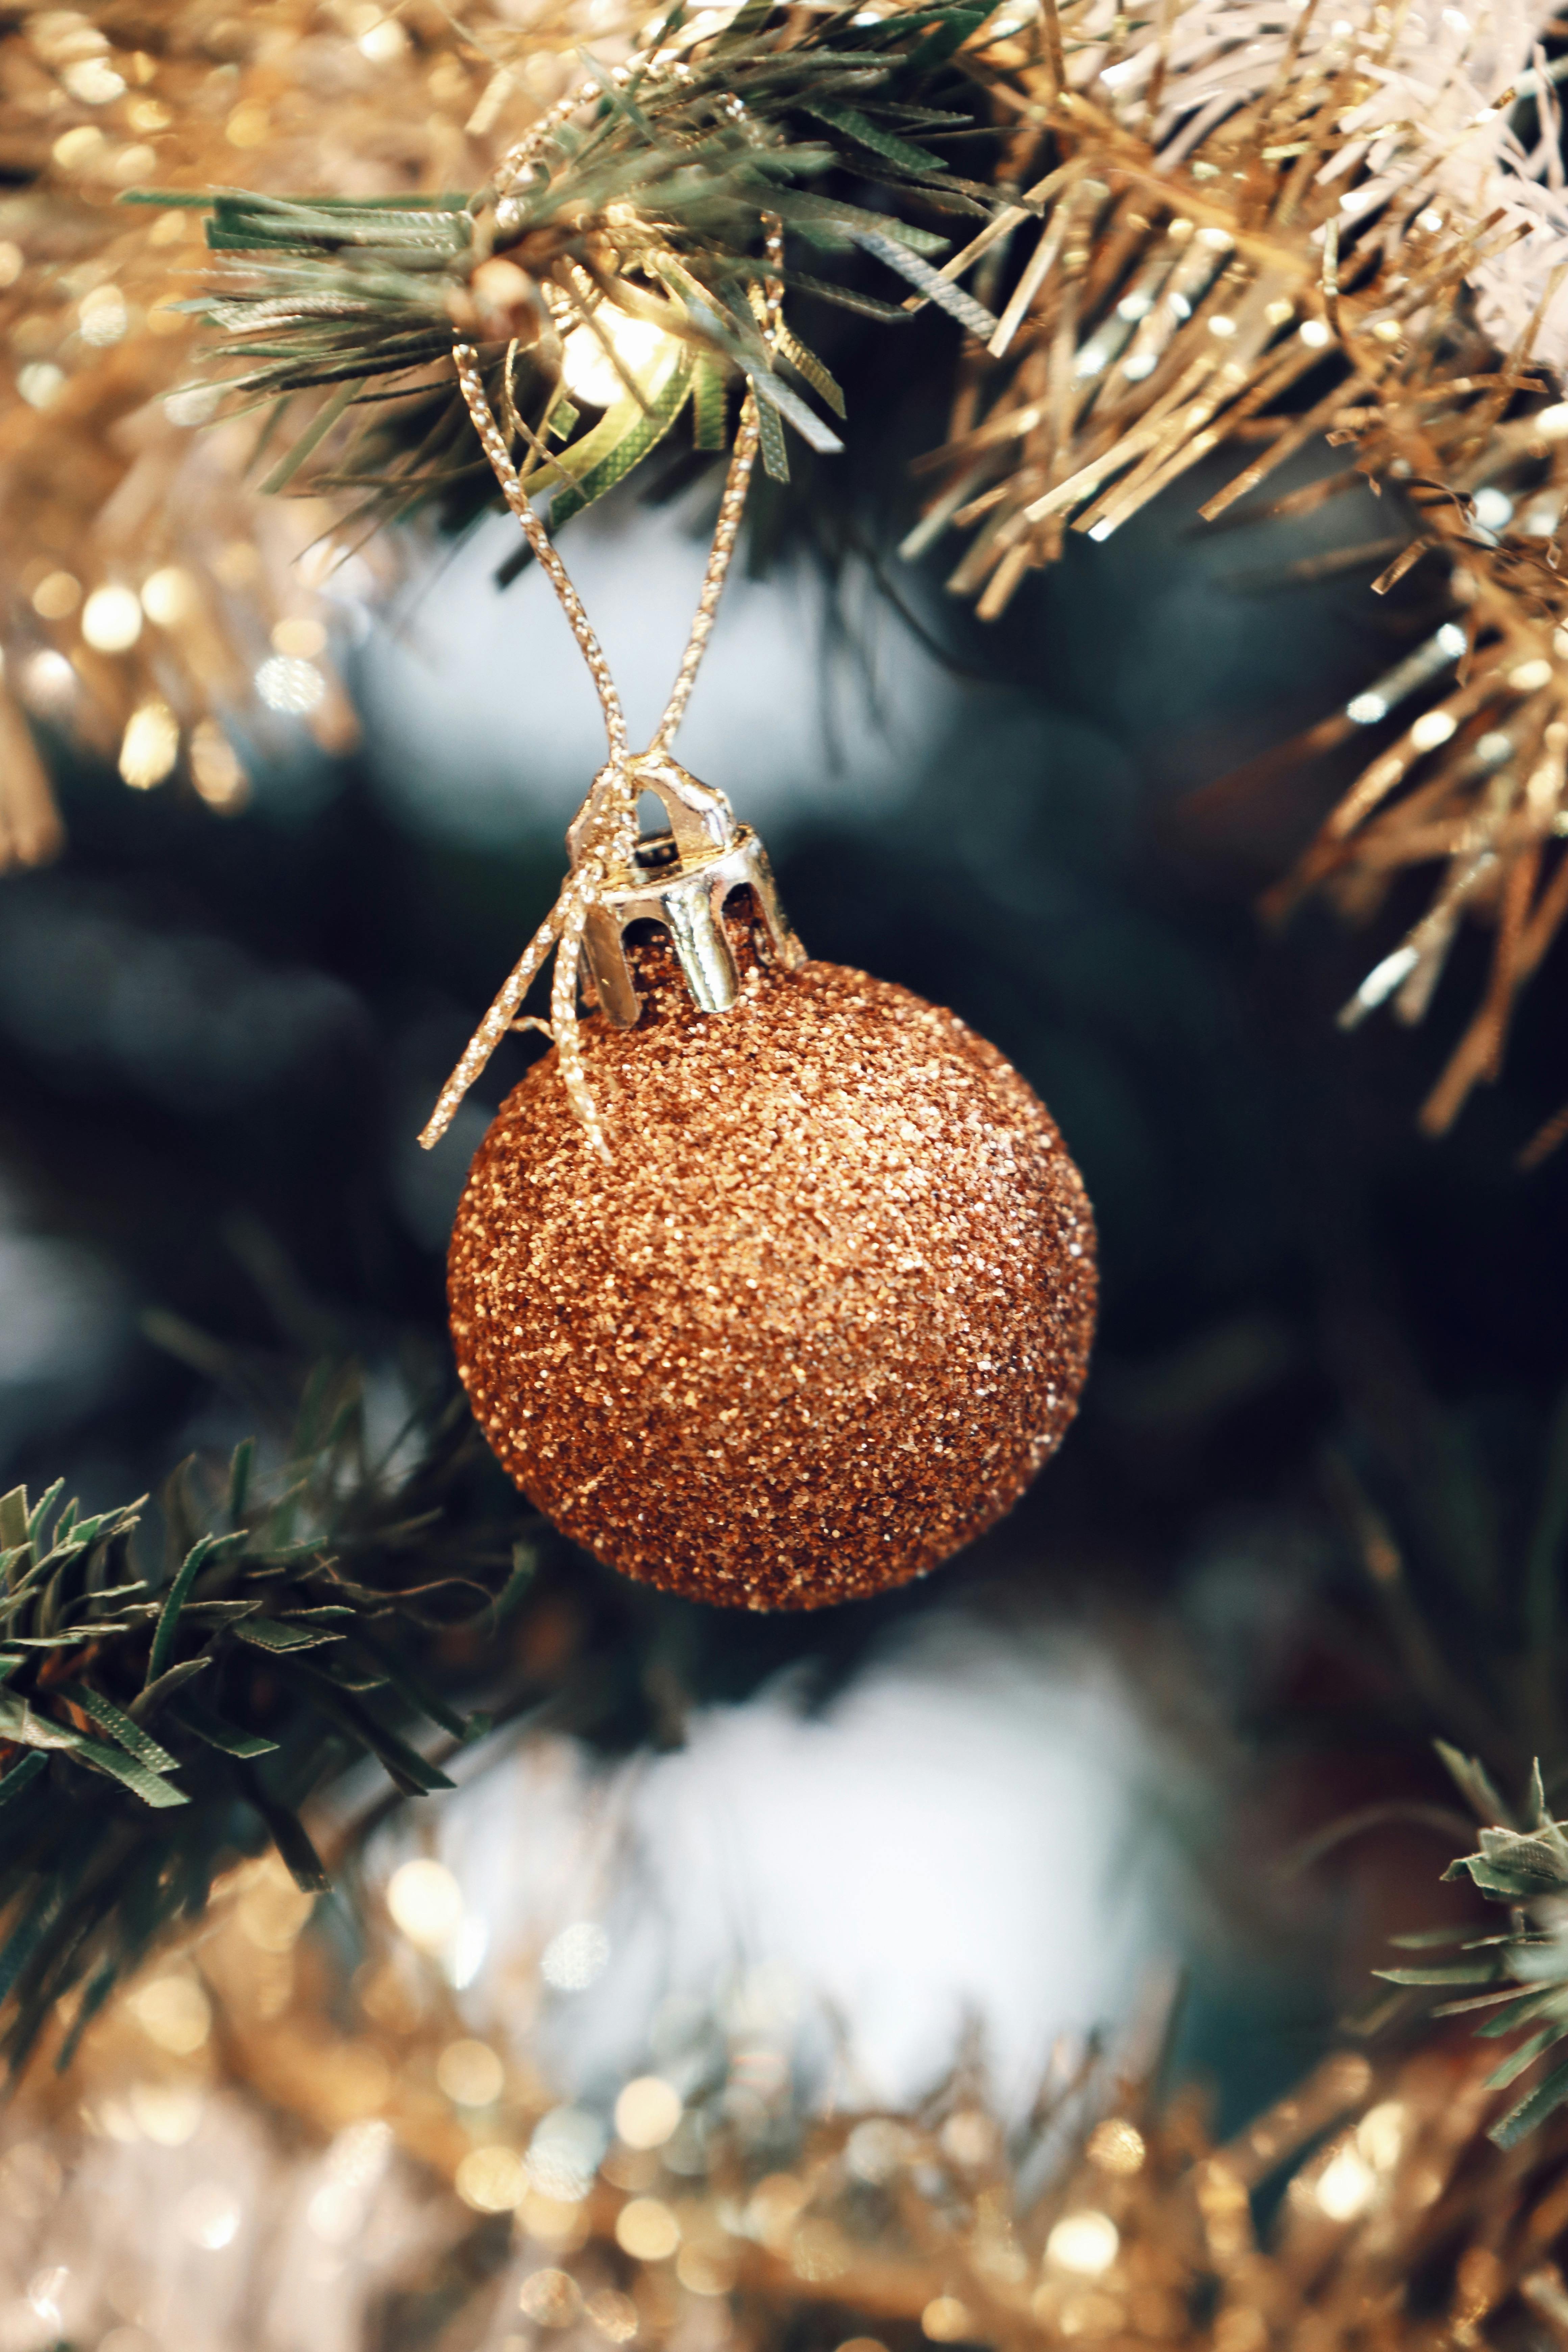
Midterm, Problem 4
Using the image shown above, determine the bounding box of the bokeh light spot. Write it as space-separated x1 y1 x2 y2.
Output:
437 2038 504 2108
1047 2211 1120 2277
615 2195 680 2260
614 2075 682 2149
387 1859 462 1951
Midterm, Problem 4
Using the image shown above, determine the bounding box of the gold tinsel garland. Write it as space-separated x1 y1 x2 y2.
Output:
7 0 1568 1134
4 1845 1567 2352
906 0 1568 1142
0 0 630 850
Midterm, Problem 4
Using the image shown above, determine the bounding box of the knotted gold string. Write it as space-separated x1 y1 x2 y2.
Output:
418 227 777 1160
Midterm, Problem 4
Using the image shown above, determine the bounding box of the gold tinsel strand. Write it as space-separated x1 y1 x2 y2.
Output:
2 1844 1565 2352
0 0 643 855
898 0 1568 1137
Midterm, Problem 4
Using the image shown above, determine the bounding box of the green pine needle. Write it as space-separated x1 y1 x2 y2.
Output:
125 0 1003 537
0 1362 522 2084
1402 1754 1568 2146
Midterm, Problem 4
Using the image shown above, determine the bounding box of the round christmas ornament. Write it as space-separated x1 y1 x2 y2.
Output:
446 767 1097 1610
422 329 1096 1611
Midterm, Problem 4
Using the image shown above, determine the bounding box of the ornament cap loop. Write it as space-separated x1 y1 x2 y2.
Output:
571 755 805 1028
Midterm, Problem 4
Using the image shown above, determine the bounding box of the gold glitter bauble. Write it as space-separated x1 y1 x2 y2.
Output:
448 939 1097 1610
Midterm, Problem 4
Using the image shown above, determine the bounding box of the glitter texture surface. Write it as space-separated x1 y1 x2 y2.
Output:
448 937 1097 1610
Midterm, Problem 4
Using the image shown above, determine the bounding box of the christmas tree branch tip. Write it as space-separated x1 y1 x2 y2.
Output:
0 1361 524 2083
161 0 1010 532
1379 1749 1568 2149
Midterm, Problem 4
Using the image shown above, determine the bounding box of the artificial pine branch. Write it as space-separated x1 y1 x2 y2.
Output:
0 1361 531 2083
129 1 1008 531
1278 1384 1568 2147
1379 1751 1568 2151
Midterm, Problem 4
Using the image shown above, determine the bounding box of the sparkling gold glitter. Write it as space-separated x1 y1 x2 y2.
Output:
448 935 1096 1610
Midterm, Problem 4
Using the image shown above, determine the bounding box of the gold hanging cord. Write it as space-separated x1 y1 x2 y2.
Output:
418 204 781 1163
